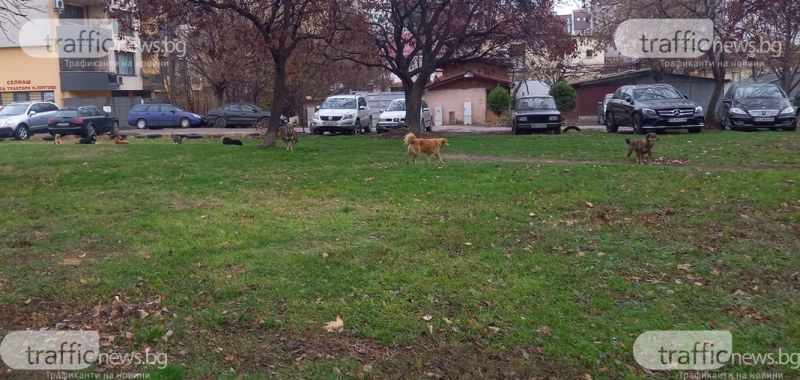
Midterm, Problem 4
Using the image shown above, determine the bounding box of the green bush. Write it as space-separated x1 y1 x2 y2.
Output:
488 86 511 116
549 80 577 113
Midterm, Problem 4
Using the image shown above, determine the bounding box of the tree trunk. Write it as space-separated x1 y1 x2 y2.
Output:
705 54 726 129
404 73 430 132
262 53 287 148
213 86 225 108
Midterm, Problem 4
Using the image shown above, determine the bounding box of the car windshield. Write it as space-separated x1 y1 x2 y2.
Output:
516 97 557 110
55 110 80 118
634 87 683 100
0 104 28 116
385 100 405 112
321 98 357 110
734 86 785 99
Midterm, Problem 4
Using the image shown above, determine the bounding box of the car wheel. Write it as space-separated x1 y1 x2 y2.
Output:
688 127 702 133
605 112 618 133
353 119 361 135
214 117 227 128
14 125 30 140
259 117 270 127
85 124 96 137
632 114 645 135
783 126 797 131
426 119 432 132
365 117 372 133
179 118 191 128
136 119 148 130
111 121 119 136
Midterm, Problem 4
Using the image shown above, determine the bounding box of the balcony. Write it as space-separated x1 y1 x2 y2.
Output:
60 72 120 91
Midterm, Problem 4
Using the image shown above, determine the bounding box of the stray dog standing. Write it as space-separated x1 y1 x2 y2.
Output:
114 136 130 145
404 132 449 164
625 132 659 164
78 135 97 145
222 137 243 146
54 134 63 145
278 125 298 151
172 135 184 144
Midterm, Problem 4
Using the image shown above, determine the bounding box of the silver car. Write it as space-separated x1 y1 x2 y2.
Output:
0 101 60 140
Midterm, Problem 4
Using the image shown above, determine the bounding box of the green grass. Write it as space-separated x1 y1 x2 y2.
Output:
0 130 799 379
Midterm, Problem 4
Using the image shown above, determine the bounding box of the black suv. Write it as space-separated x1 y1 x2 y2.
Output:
605 84 703 134
719 84 796 131
511 96 562 135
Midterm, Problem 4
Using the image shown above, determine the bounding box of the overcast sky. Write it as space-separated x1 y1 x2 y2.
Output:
554 0 582 15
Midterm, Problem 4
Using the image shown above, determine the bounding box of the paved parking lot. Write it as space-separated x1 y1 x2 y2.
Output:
120 124 609 136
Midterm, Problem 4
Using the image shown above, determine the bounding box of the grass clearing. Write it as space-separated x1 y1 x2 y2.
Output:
0 130 799 379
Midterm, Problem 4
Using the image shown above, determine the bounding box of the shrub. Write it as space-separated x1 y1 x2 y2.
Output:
488 86 511 116
549 80 577 113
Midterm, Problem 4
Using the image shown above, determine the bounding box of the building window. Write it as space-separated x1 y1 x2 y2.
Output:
62 4 86 22
116 52 136 76
586 49 594 58
114 12 135 36
43 92 55 103
13 92 30 102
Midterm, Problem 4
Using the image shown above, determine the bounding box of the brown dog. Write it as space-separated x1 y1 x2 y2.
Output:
279 125 298 151
54 134 63 145
625 132 659 164
404 132 449 164
114 136 130 145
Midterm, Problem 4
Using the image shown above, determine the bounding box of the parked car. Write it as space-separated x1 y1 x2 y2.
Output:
376 98 432 133
511 96 562 135
0 101 60 140
128 103 206 129
597 93 613 125
311 95 372 135
719 84 796 131
208 103 279 128
605 84 703 134
48 106 119 137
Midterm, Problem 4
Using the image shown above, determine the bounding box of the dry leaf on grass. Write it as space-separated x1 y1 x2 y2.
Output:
324 316 344 332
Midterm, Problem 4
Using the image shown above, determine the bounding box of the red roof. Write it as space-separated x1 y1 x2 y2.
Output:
426 71 511 90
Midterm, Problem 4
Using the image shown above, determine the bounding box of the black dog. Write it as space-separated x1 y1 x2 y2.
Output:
222 137 243 146
78 135 97 144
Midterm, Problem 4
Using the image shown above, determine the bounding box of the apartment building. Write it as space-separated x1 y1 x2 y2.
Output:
0 0 148 118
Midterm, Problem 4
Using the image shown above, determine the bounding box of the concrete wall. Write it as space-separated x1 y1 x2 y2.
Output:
424 87 487 125
0 47 61 105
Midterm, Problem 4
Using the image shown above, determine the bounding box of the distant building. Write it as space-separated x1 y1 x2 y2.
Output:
559 8 591 36
424 60 512 125
0 0 148 121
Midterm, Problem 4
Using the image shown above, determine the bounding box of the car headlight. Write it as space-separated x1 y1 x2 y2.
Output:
342 113 355 120
516 116 526 122
549 115 559 121
312 113 321 121
780 106 795 115
642 108 657 117
694 106 703 115
730 107 746 115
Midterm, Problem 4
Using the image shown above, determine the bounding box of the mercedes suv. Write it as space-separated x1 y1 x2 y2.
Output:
605 84 703 134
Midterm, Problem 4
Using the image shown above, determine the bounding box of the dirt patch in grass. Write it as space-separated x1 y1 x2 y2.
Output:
373 127 445 140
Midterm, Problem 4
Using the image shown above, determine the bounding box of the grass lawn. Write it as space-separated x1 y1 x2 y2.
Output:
0 130 799 379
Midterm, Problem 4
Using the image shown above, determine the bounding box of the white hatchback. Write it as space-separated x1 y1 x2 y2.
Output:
311 95 372 135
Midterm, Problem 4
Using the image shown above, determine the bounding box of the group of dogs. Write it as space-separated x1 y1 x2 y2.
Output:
52 128 660 166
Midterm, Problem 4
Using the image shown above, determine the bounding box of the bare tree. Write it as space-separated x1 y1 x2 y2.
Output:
0 0 41 39
334 0 573 131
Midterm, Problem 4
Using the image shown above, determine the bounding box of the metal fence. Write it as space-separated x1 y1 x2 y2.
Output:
350 91 405 127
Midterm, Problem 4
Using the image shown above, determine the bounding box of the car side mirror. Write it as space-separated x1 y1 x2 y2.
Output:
423 107 430 112
315 106 320 111
106 112 112 117
625 96 634 104
359 106 367 111
28 111 37 116
722 99 731 105
171 110 176 113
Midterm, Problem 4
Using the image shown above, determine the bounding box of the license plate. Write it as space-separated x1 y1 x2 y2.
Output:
532 123 548 128
323 121 337 126
754 117 774 122
668 118 688 123
58 123 70 126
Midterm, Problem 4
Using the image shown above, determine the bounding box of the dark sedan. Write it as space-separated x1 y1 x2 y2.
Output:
606 84 704 134
48 107 119 137
208 103 274 128
720 84 796 131
512 96 562 135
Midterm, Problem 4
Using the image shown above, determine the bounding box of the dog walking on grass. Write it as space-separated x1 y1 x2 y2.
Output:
625 132 659 164
404 132 449 164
